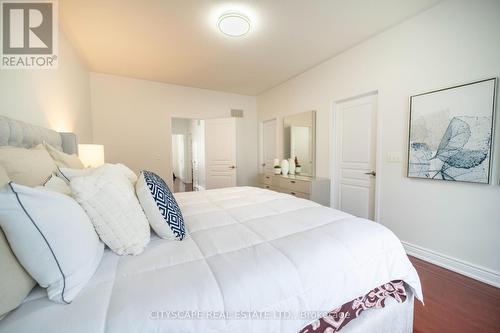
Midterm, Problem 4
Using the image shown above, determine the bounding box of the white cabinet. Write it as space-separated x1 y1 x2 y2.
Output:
258 173 330 206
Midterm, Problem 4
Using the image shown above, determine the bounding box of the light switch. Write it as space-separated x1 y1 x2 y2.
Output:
387 152 403 163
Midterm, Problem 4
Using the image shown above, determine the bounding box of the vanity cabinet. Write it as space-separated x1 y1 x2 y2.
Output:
258 173 330 206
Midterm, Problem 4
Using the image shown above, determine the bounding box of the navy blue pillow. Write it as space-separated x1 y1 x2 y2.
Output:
142 171 185 240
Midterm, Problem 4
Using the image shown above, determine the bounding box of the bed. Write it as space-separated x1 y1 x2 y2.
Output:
0 116 422 333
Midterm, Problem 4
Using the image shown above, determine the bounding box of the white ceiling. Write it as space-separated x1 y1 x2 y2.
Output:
60 0 441 95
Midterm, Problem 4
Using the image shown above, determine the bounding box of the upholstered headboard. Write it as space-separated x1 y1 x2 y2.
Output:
0 116 78 154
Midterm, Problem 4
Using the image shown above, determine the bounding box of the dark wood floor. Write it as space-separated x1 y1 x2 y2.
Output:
409 256 500 333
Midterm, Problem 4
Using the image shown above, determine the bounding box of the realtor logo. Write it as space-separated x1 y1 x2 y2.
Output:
1 0 58 69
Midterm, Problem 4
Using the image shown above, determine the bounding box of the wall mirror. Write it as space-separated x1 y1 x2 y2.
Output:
283 111 316 176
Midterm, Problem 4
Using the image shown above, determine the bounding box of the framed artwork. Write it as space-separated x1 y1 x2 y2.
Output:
408 78 497 184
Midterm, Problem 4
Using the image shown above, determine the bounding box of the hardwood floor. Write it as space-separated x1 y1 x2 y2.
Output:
172 178 193 193
410 256 500 333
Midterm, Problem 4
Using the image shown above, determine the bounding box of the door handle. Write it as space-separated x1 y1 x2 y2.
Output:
364 171 376 176
229 165 236 169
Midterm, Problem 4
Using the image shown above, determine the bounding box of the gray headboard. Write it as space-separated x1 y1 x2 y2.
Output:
0 116 78 154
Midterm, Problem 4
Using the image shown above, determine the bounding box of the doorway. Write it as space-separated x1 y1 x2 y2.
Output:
171 117 204 192
331 92 378 220
171 117 237 192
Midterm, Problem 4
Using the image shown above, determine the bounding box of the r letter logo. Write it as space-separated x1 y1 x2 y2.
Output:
1 0 58 69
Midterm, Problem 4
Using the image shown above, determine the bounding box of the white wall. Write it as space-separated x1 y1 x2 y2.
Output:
90 73 258 187
0 32 92 142
257 0 500 284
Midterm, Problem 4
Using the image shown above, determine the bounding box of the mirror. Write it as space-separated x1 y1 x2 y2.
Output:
283 111 316 176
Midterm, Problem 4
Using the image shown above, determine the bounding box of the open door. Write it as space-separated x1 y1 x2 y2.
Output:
205 118 237 189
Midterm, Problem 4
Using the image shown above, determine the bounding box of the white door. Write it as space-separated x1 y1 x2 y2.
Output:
205 118 237 189
261 119 277 174
333 94 377 219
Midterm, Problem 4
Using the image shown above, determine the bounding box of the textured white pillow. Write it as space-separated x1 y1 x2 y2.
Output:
115 163 138 184
0 183 104 304
70 164 150 255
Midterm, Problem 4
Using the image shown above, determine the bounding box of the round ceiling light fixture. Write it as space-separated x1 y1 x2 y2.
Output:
217 12 250 37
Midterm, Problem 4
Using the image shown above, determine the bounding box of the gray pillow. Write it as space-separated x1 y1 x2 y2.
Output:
0 228 36 318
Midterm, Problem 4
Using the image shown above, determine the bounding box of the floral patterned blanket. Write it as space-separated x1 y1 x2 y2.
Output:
300 280 407 333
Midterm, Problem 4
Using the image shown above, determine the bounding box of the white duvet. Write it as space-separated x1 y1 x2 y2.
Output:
0 187 422 333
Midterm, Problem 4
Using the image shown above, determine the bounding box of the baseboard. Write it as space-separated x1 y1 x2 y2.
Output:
402 241 500 288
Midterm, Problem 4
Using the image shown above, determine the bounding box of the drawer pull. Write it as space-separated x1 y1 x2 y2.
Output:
265 186 270 189
265 176 270 179
290 180 296 184
291 192 296 195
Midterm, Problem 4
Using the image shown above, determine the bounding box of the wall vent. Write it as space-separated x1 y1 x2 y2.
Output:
231 109 244 118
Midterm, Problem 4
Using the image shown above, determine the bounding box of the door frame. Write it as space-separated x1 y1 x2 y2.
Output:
330 90 382 221
259 117 278 174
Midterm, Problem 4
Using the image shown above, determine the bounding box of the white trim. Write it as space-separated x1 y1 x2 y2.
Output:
403 241 500 288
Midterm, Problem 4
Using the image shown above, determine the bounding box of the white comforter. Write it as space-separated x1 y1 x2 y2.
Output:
0 187 422 333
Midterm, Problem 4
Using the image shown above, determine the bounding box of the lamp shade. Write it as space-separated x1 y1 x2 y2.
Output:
78 144 105 168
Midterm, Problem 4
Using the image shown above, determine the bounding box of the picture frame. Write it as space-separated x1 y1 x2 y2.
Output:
407 78 497 184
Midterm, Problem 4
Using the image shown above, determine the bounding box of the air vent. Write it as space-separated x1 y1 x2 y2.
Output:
231 109 244 118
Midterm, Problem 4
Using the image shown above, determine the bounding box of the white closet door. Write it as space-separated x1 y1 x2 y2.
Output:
205 118 237 189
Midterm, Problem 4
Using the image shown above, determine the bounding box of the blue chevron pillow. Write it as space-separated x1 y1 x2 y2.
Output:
136 171 186 240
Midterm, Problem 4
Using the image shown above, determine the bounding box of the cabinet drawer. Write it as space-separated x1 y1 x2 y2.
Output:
278 178 310 194
259 174 273 185
281 189 309 199
259 183 275 191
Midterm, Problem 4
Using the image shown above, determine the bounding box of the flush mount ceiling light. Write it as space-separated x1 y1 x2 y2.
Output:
217 12 250 37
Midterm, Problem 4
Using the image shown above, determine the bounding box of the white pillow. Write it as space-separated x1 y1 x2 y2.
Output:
0 146 57 186
42 143 84 169
57 166 94 183
0 183 104 304
136 171 187 240
58 163 137 184
39 175 72 195
115 163 138 184
70 164 150 255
